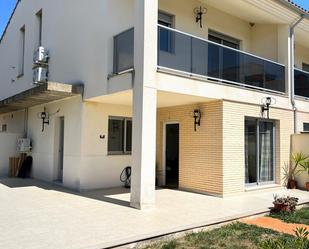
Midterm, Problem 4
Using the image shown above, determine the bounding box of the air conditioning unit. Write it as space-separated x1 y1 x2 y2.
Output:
33 46 48 64
17 138 31 153
33 67 48 84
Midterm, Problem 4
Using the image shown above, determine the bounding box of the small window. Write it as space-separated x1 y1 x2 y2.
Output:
108 117 132 154
158 11 174 53
36 10 43 47
1 124 7 132
303 63 309 73
18 26 26 77
303 123 309 132
208 30 240 49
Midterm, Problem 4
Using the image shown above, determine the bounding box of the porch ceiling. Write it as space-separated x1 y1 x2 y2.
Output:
202 0 309 48
0 82 84 114
87 90 215 108
203 0 298 24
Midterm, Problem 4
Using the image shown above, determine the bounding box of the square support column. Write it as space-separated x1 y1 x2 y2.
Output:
130 0 158 210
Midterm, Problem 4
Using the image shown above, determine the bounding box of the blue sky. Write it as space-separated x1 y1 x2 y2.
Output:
0 0 17 37
0 0 309 37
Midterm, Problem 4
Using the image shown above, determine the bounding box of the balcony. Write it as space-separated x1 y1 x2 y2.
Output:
295 69 309 99
113 28 134 74
158 25 286 93
113 26 286 94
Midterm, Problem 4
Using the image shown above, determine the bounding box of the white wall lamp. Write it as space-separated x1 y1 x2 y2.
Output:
194 6 207 28
261 97 276 119
193 109 202 131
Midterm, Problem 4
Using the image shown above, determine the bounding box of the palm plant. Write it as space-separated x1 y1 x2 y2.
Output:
282 152 309 189
299 161 309 175
299 160 309 191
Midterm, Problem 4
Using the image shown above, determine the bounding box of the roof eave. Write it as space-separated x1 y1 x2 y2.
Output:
276 0 309 19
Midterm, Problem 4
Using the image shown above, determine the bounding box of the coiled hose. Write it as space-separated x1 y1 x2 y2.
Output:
120 166 131 188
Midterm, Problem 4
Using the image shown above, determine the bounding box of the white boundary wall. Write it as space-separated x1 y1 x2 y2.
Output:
291 134 309 189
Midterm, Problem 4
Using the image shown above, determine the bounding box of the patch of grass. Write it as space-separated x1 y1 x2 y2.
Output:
143 222 294 249
269 207 309 225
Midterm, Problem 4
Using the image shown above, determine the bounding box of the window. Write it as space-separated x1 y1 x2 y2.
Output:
158 11 174 53
108 117 132 154
303 63 309 73
245 118 275 185
208 30 241 82
36 10 43 47
18 26 25 77
208 30 240 49
304 123 309 132
1 124 7 132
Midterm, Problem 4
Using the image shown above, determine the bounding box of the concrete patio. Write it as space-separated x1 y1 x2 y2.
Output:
0 178 308 249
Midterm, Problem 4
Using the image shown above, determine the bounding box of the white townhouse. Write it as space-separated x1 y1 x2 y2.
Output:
1 0 309 209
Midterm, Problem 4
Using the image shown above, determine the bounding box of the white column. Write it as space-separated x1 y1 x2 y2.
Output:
130 0 158 210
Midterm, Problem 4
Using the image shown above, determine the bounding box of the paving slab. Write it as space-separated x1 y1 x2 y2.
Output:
0 178 308 249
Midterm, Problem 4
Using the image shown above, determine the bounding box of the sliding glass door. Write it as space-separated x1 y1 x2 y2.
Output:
245 118 275 185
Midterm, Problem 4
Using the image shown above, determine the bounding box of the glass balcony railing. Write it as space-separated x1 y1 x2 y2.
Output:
113 26 286 93
113 28 134 74
295 69 309 98
158 25 286 93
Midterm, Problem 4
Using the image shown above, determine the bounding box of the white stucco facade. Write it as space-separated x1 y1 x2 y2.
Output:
1 0 309 209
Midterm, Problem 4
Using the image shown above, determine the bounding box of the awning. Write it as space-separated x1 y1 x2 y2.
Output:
0 82 83 114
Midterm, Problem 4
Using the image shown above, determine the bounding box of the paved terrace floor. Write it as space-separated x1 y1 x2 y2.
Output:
0 178 308 249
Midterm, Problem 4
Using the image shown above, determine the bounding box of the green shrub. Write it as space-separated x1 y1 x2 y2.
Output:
259 227 309 249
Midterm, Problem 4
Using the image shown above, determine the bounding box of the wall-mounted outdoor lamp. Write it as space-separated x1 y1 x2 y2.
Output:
193 109 202 131
37 107 60 132
38 107 50 132
261 97 276 119
194 6 207 28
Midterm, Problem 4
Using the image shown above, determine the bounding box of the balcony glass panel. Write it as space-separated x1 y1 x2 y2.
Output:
295 69 309 98
158 29 191 73
158 25 285 93
113 28 134 73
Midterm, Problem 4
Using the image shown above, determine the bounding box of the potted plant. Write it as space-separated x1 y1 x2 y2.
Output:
272 195 299 213
283 152 308 189
299 161 309 191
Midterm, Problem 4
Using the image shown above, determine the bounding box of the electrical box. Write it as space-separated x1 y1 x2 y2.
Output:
33 67 48 84
17 138 31 153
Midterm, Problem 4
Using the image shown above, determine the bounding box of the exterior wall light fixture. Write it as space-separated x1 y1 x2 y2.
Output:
261 97 276 119
38 108 50 132
37 107 60 132
193 109 202 131
194 6 207 28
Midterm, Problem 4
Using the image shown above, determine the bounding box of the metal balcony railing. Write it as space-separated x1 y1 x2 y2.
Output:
295 68 309 98
158 25 286 93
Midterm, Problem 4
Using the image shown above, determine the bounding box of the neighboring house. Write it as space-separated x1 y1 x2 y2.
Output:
0 0 309 209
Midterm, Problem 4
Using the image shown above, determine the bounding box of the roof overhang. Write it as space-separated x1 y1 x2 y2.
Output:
0 82 84 114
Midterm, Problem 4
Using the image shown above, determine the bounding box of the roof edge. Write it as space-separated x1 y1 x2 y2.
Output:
276 0 309 19
0 0 309 46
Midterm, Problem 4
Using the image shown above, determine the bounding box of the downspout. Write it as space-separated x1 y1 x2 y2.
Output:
289 15 304 134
